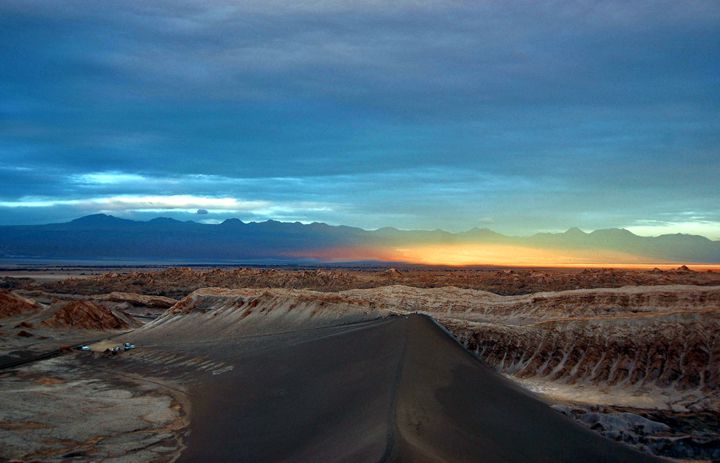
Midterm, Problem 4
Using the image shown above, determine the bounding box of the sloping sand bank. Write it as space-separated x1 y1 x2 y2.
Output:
169 314 659 462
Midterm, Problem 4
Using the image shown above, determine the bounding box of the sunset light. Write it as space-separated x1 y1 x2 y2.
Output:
386 244 651 267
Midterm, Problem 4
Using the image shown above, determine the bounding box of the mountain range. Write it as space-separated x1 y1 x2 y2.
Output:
0 214 718 264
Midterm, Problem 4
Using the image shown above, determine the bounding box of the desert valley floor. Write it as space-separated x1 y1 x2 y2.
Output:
1 266 719 462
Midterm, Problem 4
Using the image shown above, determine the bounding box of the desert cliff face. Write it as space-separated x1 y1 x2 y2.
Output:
447 314 719 400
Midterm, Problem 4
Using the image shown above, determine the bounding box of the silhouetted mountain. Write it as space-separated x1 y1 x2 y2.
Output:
527 227 719 262
65 213 138 229
0 215 718 263
564 227 586 237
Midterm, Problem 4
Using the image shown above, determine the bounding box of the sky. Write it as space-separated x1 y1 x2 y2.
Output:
1 0 719 239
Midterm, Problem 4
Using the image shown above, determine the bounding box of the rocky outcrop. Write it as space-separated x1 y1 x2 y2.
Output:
552 405 720 460
445 310 720 406
11 290 176 311
344 284 720 323
97 292 177 309
41 301 136 330
0 290 40 318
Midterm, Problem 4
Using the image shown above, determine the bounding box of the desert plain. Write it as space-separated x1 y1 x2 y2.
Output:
0 265 718 462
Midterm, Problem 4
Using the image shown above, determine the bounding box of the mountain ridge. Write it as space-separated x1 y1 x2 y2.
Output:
0 214 718 263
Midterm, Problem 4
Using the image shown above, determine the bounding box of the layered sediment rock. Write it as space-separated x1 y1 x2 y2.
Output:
41 300 136 330
97 291 177 308
0 290 40 318
345 284 720 322
447 313 719 397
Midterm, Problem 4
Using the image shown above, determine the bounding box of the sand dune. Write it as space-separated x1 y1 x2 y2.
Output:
120 289 661 462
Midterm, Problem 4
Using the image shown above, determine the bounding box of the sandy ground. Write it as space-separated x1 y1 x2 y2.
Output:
516 377 680 409
0 355 188 462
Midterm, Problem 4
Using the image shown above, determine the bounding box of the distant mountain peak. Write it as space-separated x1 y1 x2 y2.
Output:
564 227 586 236
220 218 244 226
70 214 128 225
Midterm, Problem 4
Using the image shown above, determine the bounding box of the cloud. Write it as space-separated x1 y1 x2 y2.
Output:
0 1 718 235
0 194 285 213
72 172 147 185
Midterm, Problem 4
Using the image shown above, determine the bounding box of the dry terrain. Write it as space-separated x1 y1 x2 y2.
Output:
0 266 718 461
4 265 720 297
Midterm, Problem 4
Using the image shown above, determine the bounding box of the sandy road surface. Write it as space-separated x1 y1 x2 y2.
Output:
120 314 661 462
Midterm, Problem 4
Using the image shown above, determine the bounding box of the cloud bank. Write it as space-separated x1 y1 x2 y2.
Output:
1 1 718 237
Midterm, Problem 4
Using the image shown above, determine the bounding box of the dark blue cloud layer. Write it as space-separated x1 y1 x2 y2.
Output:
1 1 719 236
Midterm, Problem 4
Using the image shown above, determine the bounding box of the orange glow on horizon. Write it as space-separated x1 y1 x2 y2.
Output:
292 244 720 269
386 244 652 267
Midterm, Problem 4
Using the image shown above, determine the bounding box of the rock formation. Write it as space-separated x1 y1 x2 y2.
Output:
41 300 136 330
0 290 40 318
